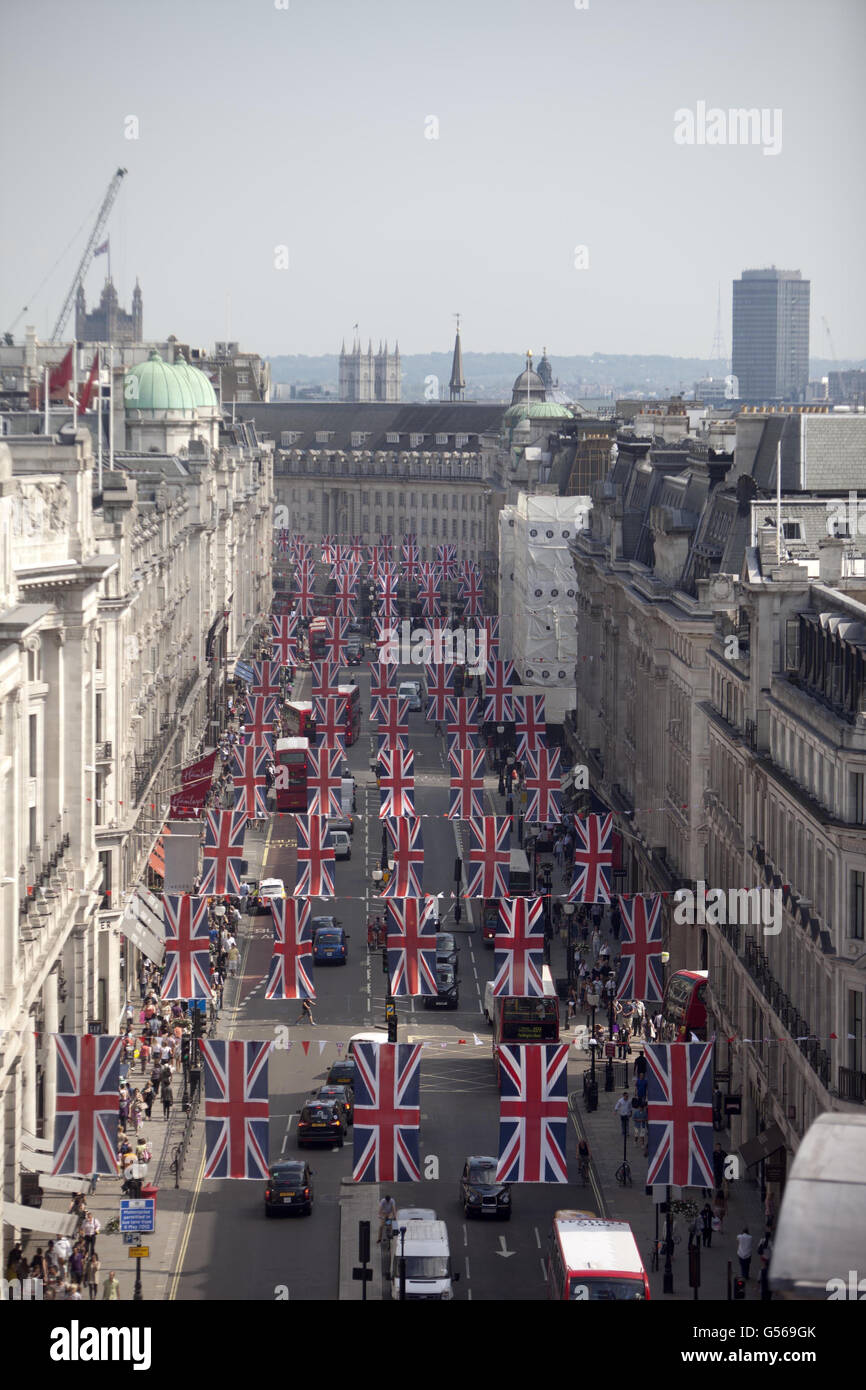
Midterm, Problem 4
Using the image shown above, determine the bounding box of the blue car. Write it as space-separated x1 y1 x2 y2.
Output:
313 926 349 964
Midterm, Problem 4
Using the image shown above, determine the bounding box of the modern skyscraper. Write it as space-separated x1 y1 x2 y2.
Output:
732 267 810 403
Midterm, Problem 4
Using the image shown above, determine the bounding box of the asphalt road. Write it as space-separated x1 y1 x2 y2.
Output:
174 662 591 1300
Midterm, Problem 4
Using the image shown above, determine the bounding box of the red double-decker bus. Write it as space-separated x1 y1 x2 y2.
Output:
663 969 708 1041
337 684 361 746
283 701 315 740
309 618 329 660
275 736 309 811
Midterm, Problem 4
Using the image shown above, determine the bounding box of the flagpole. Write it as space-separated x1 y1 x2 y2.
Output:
97 345 103 493
72 342 78 430
44 365 50 436
108 342 114 474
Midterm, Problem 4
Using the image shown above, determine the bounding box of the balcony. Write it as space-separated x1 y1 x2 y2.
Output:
838 1066 866 1103
94 741 112 761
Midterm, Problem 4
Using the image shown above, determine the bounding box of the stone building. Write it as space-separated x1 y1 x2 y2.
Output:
339 335 401 402
569 403 866 1175
0 358 272 1256
75 277 143 345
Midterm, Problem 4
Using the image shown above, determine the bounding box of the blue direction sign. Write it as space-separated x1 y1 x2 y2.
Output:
123 1232 139 1245
119 1198 155 1234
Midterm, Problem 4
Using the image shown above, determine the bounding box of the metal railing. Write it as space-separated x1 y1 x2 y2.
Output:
838 1066 866 1103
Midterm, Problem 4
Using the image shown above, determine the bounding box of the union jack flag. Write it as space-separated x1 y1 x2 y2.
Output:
401 541 419 583
524 746 562 824
276 527 290 554
385 896 438 995
294 815 336 897
514 694 546 759
436 543 457 579
379 749 416 818
243 696 276 756
465 816 511 898
376 730 408 757
458 566 484 617
645 1042 715 1188
567 814 613 904
445 695 479 747
326 618 352 664
201 809 247 895
265 898 314 1000
448 746 485 820
482 615 500 661
232 744 270 818
52 1035 122 1176
321 535 336 563
349 536 364 562
200 1039 270 1180
418 565 441 616
306 745 343 816
379 533 393 554
271 613 299 667
335 571 357 618
292 563 315 617
290 536 310 562
311 661 340 699
616 895 665 1002
250 660 281 700
495 1044 569 1183
493 897 545 995
380 817 424 897
483 659 515 723
424 661 455 721
352 1042 422 1182
162 895 213 1000
367 544 384 577
376 697 409 746
378 564 398 607
312 695 346 751
370 662 398 703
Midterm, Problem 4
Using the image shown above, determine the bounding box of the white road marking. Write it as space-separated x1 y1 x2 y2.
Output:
463 1224 468 1246
534 1226 541 1249
464 1256 470 1278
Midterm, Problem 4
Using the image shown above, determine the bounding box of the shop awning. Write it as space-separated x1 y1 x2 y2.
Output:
739 1123 786 1169
20 1151 55 1174
33 1174 89 1194
22 1131 53 1153
2 1200 79 1237
119 887 165 963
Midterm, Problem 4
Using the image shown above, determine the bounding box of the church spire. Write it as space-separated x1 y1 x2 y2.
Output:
449 313 465 401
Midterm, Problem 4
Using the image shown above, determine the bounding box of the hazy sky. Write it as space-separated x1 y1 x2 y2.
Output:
2 0 864 359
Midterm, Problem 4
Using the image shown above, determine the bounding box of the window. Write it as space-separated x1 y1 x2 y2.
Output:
95 692 103 746
455 433 469 447
29 806 37 850
851 869 865 940
781 520 802 541
431 517 438 537
410 433 424 448
351 431 369 448
422 494 428 508
315 431 332 443
432 495 438 510
95 627 103 670
29 714 38 779
236 391 252 402
375 492 382 506
462 493 468 510
307 488 315 503
848 990 864 1071
236 372 249 385
98 850 112 910
385 432 399 444
435 433 448 445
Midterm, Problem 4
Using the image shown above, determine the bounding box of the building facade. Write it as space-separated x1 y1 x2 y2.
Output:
338 337 401 402
569 402 866 1183
732 267 810 403
75 277 143 345
0 364 272 1256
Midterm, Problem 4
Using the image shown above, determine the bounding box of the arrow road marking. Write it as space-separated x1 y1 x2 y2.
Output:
496 1235 516 1259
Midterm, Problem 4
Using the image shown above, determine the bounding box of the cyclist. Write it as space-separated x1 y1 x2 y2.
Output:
377 1193 397 1245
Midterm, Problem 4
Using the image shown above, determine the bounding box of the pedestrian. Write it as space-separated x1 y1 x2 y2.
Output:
617 1025 631 1060
142 1080 155 1121
634 1072 648 1107
700 1201 714 1248
227 943 240 977
161 1082 173 1120
614 1090 632 1138
712 1142 728 1201
295 998 315 1025
736 1226 753 1281
632 1096 647 1145
566 986 577 1026
758 1228 773 1300
54 1234 72 1281
81 1212 100 1255
101 1269 120 1301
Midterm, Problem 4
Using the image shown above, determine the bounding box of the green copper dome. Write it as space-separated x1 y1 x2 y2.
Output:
503 400 573 423
174 353 219 410
124 349 196 413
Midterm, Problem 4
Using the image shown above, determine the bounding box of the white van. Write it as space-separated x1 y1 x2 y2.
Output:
389 1218 459 1300
341 777 356 815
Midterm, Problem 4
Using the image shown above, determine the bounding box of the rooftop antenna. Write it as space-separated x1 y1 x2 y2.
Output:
526 348 532 406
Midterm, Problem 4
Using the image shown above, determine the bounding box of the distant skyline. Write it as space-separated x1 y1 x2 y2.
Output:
1 0 864 359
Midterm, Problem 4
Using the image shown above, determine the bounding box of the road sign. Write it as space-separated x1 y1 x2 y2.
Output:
119 1198 155 1233
128 1246 149 1258
123 1232 139 1245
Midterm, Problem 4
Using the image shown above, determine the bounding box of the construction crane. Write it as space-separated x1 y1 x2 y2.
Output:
50 167 127 342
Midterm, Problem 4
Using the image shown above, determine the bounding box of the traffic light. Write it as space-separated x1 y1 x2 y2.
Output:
180 1034 191 1066
454 857 462 883
385 1000 397 1043
733 1276 746 1300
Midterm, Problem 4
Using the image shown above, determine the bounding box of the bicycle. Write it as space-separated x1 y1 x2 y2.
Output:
615 1159 633 1186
